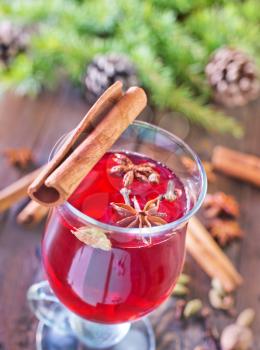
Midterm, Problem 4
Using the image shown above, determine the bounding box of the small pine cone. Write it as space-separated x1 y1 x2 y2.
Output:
84 54 138 103
0 21 29 66
205 47 260 107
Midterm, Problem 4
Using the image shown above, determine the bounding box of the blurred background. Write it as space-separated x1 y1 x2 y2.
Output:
0 1 259 349
0 0 260 136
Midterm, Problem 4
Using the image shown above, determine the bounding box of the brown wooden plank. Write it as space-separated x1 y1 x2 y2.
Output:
0 88 259 349
0 93 44 349
155 100 260 348
235 99 260 340
0 87 89 350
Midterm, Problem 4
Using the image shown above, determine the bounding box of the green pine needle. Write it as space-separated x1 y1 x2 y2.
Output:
1 0 258 137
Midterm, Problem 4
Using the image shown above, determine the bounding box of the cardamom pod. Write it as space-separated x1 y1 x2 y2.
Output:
172 283 189 296
209 289 234 310
71 226 111 251
211 278 225 296
237 308 255 328
177 273 190 285
209 289 224 309
183 299 202 318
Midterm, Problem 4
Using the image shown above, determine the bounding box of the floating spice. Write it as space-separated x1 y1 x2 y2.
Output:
111 195 166 228
71 227 111 251
110 153 160 187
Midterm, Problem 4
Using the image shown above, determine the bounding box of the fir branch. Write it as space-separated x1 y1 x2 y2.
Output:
0 0 257 137
149 0 222 14
169 91 243 137
185 4 260 57
130 45 243 137
143 9 208 97
238 0 260 25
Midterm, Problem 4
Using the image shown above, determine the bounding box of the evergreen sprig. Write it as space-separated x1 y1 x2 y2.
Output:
0 0 259 136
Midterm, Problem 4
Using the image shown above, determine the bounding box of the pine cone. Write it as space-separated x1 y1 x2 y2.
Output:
206 47 260 107
0 21 29 66
84 54 138 103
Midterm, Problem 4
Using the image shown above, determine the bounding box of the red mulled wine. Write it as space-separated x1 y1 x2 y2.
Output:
42 152 188 324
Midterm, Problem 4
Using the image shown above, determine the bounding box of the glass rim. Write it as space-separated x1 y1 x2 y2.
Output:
51 120 207 235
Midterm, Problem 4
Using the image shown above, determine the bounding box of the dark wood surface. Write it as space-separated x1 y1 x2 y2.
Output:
0 86 259 349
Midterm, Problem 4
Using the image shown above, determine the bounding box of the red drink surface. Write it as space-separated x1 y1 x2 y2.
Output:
42 152 188 323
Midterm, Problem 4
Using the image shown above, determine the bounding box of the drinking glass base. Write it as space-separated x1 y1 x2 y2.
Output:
36 318 155 350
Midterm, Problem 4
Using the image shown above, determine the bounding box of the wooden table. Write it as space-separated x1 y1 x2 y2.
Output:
0 86 259 349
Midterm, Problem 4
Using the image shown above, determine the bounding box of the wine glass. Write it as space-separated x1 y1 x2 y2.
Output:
27 121 207 350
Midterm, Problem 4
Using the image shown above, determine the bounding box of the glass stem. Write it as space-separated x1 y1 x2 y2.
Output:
69 313 131 349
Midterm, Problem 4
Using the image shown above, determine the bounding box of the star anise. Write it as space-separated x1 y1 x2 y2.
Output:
111 195 167 228
3 147 34 169
110 153 160 187
207 218 243 246
203 192 239 219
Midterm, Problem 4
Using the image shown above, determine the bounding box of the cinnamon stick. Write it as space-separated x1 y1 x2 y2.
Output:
17 200 49 226
212 146 260 187
187 216 242 292
0 166 44 213
28 82 147 207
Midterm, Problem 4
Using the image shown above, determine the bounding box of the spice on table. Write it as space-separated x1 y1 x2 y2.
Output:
187 217 242 292
177 273 191 285
2 147 34 169
221 324 253 350
183 299 203 319
220 308 255 350
202 192 243 247
173 298 205 320
208 219 243 247
172 283 189 297
172 272 190 297
212 146 260 187
209 289 234 311
211 277 225 296
236 308 255 328
209 278 235 313
203 192 239 219
0 166 44 213
17 200 49 226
